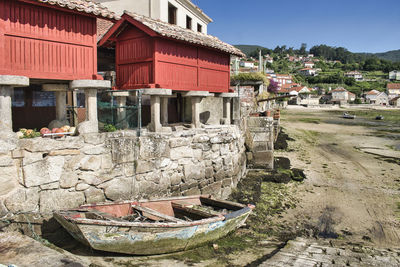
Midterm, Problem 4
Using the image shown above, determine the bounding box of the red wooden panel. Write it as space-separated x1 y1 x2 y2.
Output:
117 25 148 41
198 48 230 72
0 0 97 80
4 35 94 79
157 39 197 66
157 61 197 90
117 62 153 89
199 68 229 92
117 37 153 64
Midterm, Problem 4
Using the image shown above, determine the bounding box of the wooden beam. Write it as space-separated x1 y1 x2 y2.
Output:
171 202 216 220
199 197 245 211
132 205 185 223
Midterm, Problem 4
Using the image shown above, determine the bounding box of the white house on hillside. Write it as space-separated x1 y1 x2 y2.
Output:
304 62 315 68
387 83 400 99
365 90 389 105
389 71 400 81
299 68 316 76
99 0 212 33
331 87 350 102
345 71 363 81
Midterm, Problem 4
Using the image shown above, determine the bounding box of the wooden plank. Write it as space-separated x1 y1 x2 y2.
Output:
199 197 245 211
132 205 185 223
171 202 216 220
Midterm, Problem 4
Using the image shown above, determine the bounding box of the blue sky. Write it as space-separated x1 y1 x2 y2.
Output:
192 0 400 53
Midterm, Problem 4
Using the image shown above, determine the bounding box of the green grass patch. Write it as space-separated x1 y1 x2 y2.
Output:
298 118 321 124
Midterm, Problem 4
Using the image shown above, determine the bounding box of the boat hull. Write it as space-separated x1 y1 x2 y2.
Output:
54 204 252 255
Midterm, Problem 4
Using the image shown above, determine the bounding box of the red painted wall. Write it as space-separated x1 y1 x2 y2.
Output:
0 0 98 80
115 25 231 93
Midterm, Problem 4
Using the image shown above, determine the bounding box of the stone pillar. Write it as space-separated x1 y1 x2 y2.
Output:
43 84 69 123
70 80 111 134
150 95 161 132
160 97 169 125
142 89 172 132
191 96 201 128
112 91 129 129
0 75 29 131
183 91 213 128
219 93 238 125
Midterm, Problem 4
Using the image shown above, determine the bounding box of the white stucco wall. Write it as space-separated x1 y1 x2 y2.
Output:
99 0 209 33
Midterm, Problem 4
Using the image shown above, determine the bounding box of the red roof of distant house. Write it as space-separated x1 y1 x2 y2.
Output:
348 92 355 96
304 62 314 64
332 87 347 92
345 71 361 75
387 83 400 89
300 68 313 71
366 90 379 95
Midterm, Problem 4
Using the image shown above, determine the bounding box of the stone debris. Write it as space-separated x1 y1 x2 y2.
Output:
260 238 400 267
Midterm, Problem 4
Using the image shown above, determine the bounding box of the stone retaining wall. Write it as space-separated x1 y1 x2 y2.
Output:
0 125 246 215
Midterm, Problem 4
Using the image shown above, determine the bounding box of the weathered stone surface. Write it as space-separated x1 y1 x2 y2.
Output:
11 149 24 158
0 165 19 196
169 138 190 148
183 163 205 181
103 178 134 201
136 160 156 174
222 178 232 187
77 121 98 134
170 172 183 186
40 190 85 213
183 187 201 196
18 136 83 152
22 151 43 165
80 155 102 171
193 135 210 143
5 188 39 212
170 146 193 160
180 181 198 191
83 133 106 145
0 154 13 167
214 169 229 181
81 145 107 155
201 181 222 196
78 171 113 186
23 156 64 187
252 151 274 169
0 132 18 154
159 158 171 168
193 149 203 160
205 167 214 178
138 180 158 197
84 187 105 204
48 149 80 156
75 182 90 191
39 182 59 190
139 137 169 159
0 200 8 215
60 172 79 188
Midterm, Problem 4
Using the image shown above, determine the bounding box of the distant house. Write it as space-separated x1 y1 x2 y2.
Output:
345 71 363 81
389 71 400 81
299 68 317 76
240 61 255 68
304 62 315 68
387 83 400 99
389 96 400 107
272 74 292 89
331 87 349 102
365 90 389 105
264 55 274 63
348 92 356 102
279 85 310 96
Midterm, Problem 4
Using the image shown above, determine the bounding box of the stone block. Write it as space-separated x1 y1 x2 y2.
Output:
78 171 112 186
138 180 158 197
221 187 232 199
11 149 24 159
80 155 102 171
159 158 171 168
103 178 134 201
39 182 59 190
5 188 39 212
81 145 107 155
201 182 222 196
193 149 203 160
0 137 17 155
136 160 155 174
182 187 201 196
40 190 84 213
84 188 105 204
214 169 228 182
101 153 113 170
64 155 85 171
170 146 193 160
22 152 43 166
70 79 111 90
222 178 232 187
180 181 198 191
210 136 224 144
169 138 191 148
60 172 79 188
83 133 106 145
205 167 214 178
18 136 83 153
0 165 19 196
192 135 210 143
170 172 183 186
252 151 274 169
23 156 64 187
0 75 29 87
183 163 205 181
75 183 90 191
220 144 229 155
0 154 13 167
223 155 233 166
48 149 80 156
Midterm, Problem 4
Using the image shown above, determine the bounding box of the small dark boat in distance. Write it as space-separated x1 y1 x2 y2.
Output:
54 195 254 255
375 115 384 120
342 112 356 119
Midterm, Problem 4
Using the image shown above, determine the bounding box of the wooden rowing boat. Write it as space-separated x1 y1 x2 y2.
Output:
53 195 254 255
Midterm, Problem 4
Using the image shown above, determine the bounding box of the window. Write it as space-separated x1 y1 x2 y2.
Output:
168 3 177 25
32 90 55 107
12 88 25 107
197 23 202 33
186 16 192 30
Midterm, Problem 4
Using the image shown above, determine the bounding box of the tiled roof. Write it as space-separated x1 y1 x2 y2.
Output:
116 11 245 57
366 90 379 95
387 83 400 89
35 0 119 19
300 68 313 71
97 18 114 41
332 87 347 92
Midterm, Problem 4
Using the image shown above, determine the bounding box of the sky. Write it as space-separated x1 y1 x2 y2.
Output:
191 0 400 53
